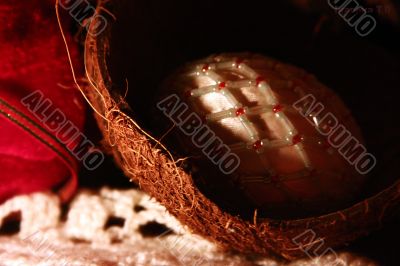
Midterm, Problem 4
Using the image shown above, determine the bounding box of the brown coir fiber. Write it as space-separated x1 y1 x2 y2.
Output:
82 0 400 260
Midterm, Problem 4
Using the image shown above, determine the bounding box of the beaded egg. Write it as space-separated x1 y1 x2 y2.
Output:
157 53 367 218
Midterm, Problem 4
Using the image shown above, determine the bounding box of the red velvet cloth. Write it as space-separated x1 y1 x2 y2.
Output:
0 0 85 203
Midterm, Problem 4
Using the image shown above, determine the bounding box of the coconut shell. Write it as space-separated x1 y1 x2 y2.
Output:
83 0 400 260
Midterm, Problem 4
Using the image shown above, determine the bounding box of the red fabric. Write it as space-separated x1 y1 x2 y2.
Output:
0 0 85 203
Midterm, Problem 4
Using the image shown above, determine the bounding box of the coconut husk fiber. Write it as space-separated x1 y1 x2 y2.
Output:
82 0 400 260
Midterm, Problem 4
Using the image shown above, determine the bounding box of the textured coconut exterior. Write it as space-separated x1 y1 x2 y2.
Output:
83 0 400 260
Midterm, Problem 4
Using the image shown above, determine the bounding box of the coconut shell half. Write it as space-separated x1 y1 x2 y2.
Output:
83 0 400 260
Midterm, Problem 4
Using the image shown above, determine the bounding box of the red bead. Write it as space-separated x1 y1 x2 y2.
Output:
292 134 303 145
272 104 283 113
256 76 266 86
252 140 263 150
235 107 246 116
218 81 226 89
202 64 210 72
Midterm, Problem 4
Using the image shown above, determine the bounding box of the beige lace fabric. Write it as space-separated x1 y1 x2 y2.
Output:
0 188 377 266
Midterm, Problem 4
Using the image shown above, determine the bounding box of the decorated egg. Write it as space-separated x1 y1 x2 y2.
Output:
156 53 369 218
